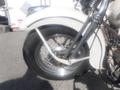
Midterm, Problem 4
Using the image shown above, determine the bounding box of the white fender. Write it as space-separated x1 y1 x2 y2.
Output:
21 7 106 69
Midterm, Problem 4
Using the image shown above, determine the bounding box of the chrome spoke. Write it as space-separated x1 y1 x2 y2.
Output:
53 37 61 46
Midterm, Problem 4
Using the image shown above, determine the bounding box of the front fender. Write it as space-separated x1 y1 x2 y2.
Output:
20 7 87 30
22 8 106 70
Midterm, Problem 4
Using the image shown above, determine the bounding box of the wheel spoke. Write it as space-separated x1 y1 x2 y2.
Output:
62 38 68 46
53 37 61 46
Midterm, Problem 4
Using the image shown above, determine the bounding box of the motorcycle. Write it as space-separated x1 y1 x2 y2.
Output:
22 0 120 88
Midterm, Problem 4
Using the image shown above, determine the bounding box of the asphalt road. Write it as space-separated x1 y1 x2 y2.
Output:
0 31 113 90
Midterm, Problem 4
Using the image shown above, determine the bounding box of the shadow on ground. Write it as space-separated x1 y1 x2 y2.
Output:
0 69 53 90
73 71 113 90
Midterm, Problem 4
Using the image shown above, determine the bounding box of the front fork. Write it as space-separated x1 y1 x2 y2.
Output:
65 0 110 58
65 17 99 58
35 0 110 65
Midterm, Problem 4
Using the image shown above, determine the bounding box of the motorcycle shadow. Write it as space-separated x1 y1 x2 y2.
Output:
73 71 112 90
0 69 53 90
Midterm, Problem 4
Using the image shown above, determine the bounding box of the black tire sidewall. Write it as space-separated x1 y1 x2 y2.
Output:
23 25 89 80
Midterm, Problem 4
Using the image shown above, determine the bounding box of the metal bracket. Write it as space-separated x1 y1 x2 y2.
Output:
35 28 89 65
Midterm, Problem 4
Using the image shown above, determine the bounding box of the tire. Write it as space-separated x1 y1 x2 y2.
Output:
23 25 89 80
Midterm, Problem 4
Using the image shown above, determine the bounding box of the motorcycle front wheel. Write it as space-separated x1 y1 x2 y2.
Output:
23 25 89 80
